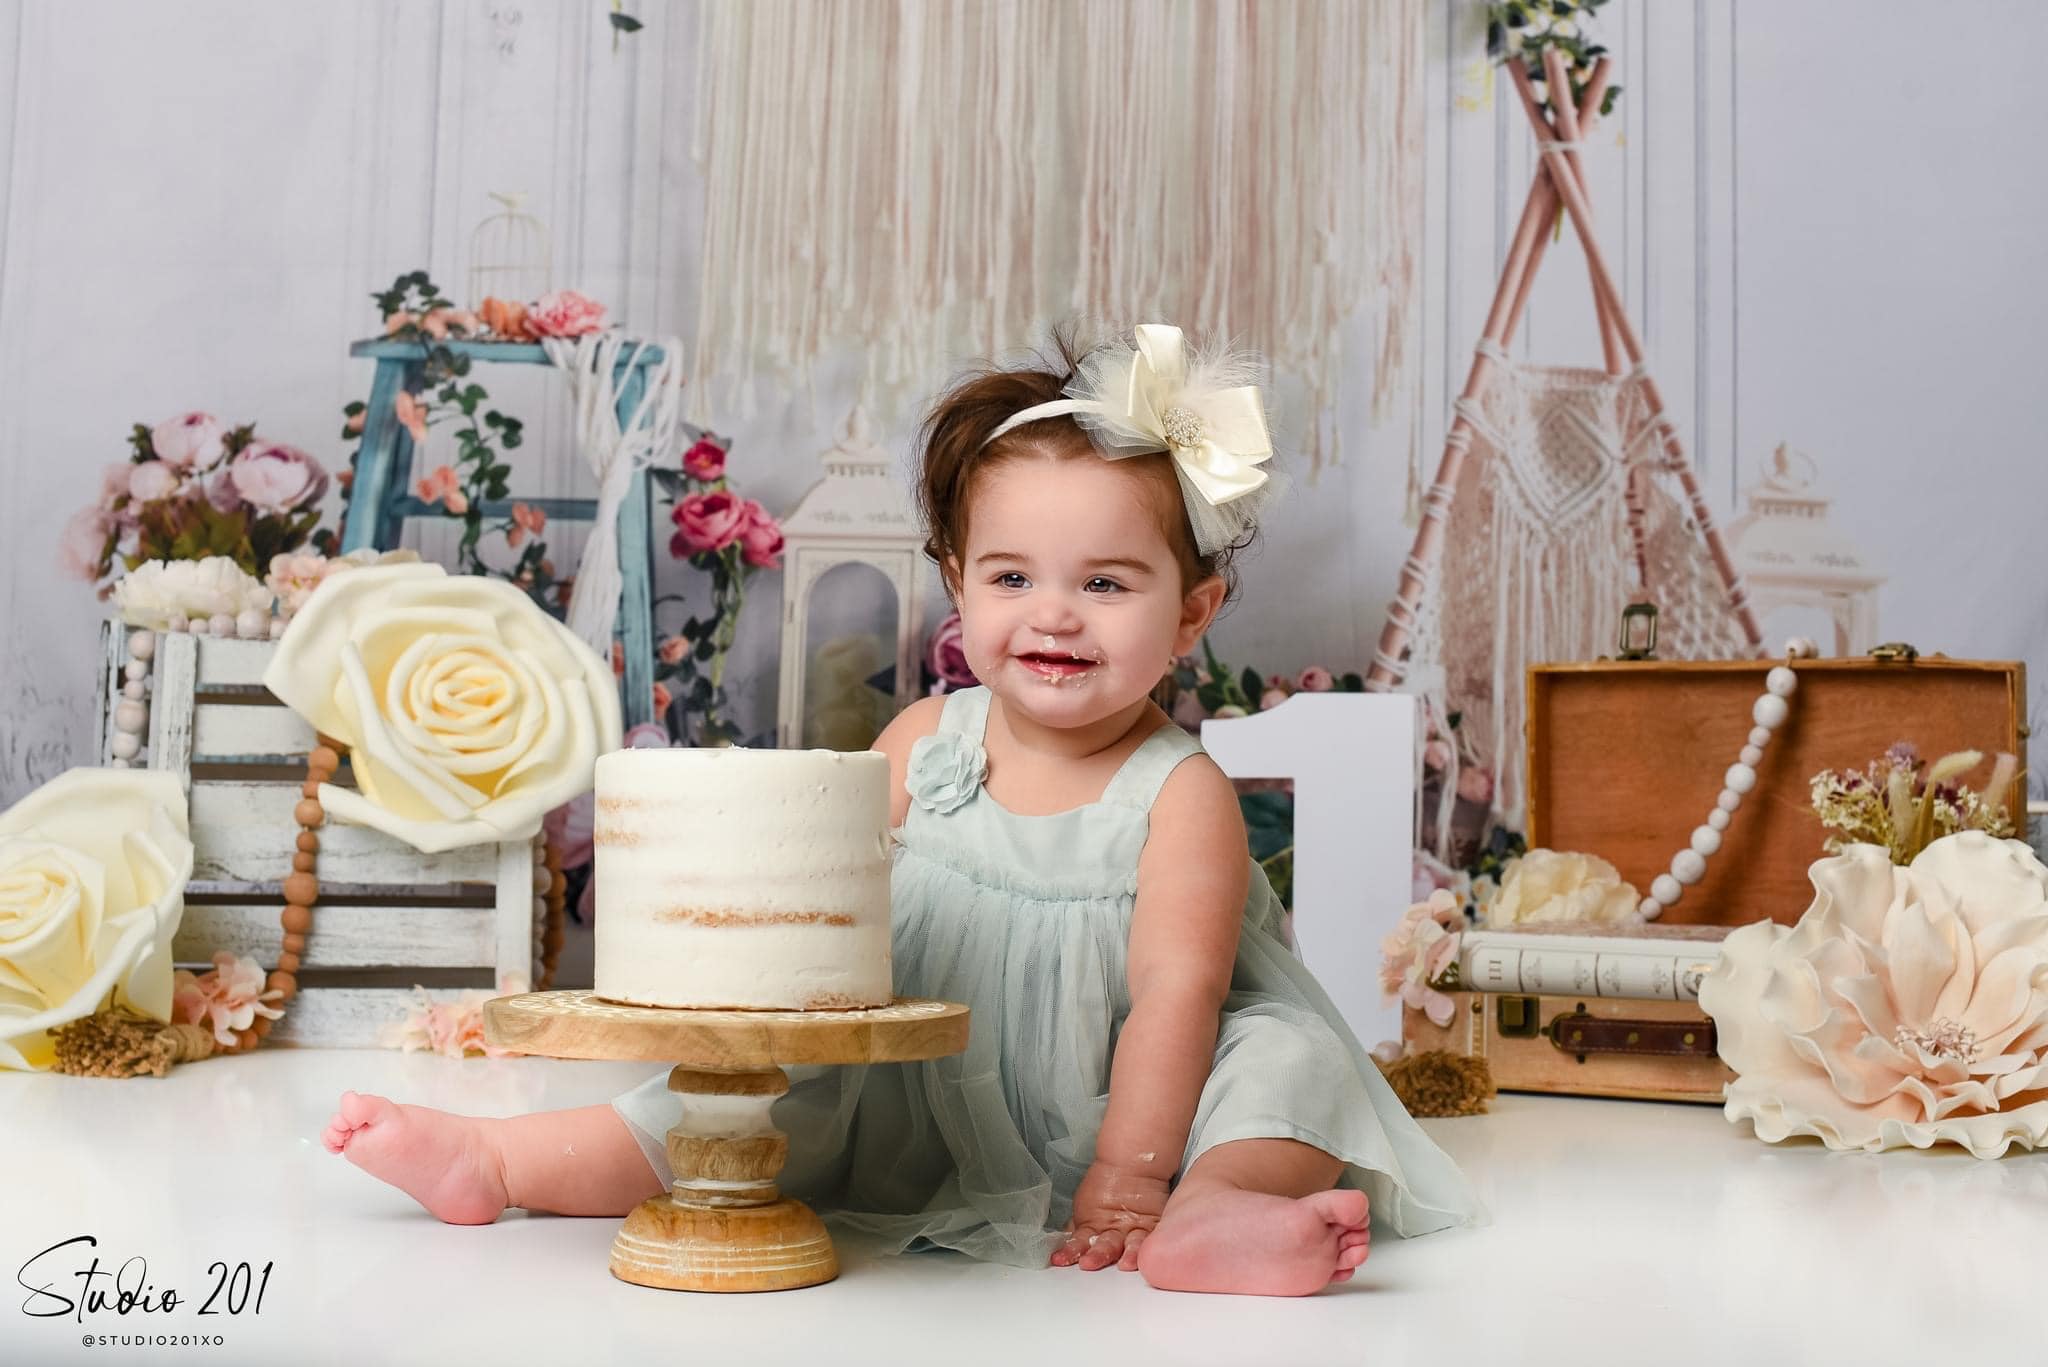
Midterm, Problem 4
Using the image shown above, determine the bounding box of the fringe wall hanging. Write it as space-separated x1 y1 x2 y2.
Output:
687 0 1426 473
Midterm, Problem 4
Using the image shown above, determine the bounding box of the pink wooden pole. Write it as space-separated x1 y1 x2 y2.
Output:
1518 51 1764 653
1364 63 1611 691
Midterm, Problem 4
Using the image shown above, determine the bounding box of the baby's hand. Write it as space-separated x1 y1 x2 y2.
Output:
1051 1164 1171 1272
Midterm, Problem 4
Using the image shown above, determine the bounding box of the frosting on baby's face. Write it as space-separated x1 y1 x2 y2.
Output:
952 454 1214 735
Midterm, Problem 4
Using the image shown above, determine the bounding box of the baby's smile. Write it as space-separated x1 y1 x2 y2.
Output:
1017 648 1101 683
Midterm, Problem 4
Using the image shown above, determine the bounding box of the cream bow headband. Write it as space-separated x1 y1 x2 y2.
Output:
983 324 1278 555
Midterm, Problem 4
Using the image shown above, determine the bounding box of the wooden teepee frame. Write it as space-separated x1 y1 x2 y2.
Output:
1366 50 1763 694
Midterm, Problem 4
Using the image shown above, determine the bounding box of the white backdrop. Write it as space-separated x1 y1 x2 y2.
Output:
2 0 2043 807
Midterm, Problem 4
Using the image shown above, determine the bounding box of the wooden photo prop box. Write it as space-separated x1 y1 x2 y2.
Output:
97 624 545 1046
1405 650 2027 1103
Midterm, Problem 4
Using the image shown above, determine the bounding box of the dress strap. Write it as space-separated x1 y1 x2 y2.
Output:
1098 722 1204 813
938 685 993 739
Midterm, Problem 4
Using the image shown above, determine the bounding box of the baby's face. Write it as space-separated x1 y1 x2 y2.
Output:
953 455 1209 730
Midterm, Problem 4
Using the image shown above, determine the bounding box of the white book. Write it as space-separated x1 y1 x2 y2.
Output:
1445 925 1731 1003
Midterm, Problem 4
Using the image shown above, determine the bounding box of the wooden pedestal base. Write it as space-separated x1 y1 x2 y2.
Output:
612 1192 837 1292
482 991 970 1294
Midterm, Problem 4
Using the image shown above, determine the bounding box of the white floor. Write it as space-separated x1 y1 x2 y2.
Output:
5 1049 2042 1367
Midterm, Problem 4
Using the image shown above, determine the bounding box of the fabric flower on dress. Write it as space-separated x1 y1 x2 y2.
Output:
1698 832 2048 1158
1380 890 1464 1027
906 730 987 816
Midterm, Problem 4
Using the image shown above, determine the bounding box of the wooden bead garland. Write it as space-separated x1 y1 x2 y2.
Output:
1637 639 1819 921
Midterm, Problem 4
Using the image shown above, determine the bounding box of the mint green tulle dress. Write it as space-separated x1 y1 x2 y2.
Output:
612 685 1478 1266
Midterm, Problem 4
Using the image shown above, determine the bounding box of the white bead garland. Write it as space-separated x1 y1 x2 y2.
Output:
109 628 156 769
1637 642 1805 921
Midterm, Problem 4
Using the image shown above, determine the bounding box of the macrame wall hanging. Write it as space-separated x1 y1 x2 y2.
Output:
687 0 1426 473
1367 50 1764 841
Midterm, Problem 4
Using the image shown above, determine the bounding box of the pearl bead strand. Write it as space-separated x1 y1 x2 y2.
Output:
1638 638 1819 921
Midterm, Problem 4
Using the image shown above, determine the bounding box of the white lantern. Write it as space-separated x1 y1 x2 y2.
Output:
775 407 929 748
467 191 552 306
1724 444 1884 657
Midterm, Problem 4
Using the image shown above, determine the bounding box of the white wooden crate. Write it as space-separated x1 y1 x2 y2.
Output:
97 622 541 1047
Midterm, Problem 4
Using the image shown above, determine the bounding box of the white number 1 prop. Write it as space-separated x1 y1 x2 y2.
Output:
1202 693 1416 1049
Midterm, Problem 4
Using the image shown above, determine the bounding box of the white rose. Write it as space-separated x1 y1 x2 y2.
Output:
0 769 193 1070
115 556 273 630
1484 848 1640 929
262 562 622 853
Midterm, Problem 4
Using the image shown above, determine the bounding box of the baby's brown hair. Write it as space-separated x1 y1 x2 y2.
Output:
914 324 1250 605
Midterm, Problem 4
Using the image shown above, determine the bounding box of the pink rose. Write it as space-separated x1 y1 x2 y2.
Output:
669 490 746 557
682 437 727 482
1423 738 1453 772
151 412 227 470
925 611 977 692
1259 687 1291 712
657 636 689 665
526 289 607 339
58 506 113 581
1456 765 1495 806
229 441 329 514
737 499 784 570
127 461 181 504
1298 666 1335 692
100 463 134 501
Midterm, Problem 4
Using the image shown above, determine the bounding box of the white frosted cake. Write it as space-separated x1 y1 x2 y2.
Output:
591 747 894 1011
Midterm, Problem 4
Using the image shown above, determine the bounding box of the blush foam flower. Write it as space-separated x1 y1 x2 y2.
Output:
1699 832 2048 1158
1380 890 1464 1027
172 951 284 1048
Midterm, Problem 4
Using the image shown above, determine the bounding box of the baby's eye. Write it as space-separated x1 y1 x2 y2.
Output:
1083 577 1125 594
994 572 1030 590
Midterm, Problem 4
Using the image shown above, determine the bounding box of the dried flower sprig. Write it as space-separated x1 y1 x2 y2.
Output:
1810 742 2018 865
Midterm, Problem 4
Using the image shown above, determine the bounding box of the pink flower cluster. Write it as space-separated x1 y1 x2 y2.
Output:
62 411 328 590
387 989 520 1059
1379 891 1465 1028
172 952 285 1048
669 487 783 569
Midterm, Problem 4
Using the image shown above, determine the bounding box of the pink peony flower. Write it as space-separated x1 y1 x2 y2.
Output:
924 611 977 692
669 490 746 558
100 462 133 501
507 501 546 549
229 442 328 514
1298 665 1335 692
526 289 607 339
682 437 728 482
204 468 245 513
416 465 468 515
657 635 689 666
127 461 182 504
172 951 285 1048
58 506 113 581
151 412 227 470
737 499 784 570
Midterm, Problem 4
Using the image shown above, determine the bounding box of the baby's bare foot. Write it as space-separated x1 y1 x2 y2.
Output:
321 1091 511 1225
1136 1187 1369 1296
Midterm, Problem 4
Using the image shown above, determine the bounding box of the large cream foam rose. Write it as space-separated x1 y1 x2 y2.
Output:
262 562 621 853
0 769 193 1070
1484 848 1641 929
1698 832 2048 1158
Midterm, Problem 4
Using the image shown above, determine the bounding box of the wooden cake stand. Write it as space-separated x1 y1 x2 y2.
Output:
483 990 968 1293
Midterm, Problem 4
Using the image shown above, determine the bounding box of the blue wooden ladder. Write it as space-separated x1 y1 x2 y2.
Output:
341 336 666 728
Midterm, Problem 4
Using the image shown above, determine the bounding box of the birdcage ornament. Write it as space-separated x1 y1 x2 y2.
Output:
468 191 552 306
